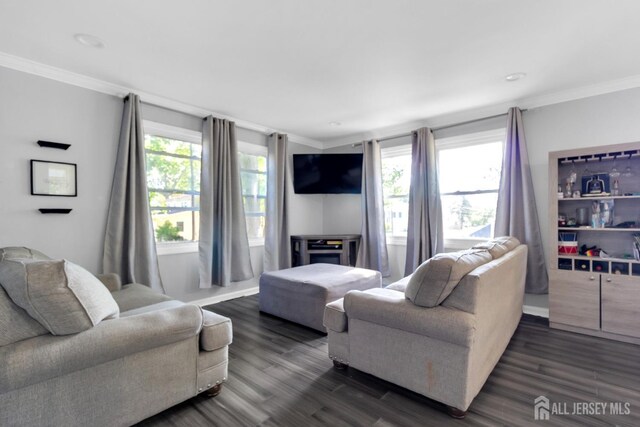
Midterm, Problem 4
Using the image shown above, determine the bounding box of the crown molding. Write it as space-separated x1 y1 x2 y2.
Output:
3 50 640 151
518 73 640 110
0 51 324 150
322 74 640 149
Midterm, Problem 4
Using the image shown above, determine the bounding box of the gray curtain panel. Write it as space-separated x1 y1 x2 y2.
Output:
495 107 548 293
103 93 164 293
404 127 444 275
264 133 291 272
199 116 253 287
356 139 390 277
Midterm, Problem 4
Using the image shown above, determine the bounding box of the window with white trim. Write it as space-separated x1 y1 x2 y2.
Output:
144 132 202 243
381 145 412 239
436 129 505 245
238 142 267 243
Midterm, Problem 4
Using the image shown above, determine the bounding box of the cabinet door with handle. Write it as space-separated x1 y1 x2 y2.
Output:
601 274 640 338
549 270 600 330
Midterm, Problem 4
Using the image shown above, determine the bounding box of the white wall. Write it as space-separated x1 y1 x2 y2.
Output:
0 66 323 303
0 67 120 272
524 88 640 265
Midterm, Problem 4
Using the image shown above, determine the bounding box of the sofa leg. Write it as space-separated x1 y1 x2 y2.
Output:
332 360 348 370
446 405 467 419
205 384 222 398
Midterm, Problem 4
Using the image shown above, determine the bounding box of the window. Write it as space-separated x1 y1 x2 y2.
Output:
381 145 412 239
238 142 267 243
437 129 505 245
144 122 202 244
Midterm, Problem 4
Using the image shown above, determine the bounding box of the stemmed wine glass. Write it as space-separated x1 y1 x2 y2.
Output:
609 156 620 178
622 159 635 177
569 161 577 184
583 163 591 178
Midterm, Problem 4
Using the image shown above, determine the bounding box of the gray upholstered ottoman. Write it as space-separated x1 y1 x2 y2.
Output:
259 263 382 332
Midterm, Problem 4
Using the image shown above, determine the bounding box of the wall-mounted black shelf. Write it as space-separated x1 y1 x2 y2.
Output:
39 208 72 214
37 140 71 150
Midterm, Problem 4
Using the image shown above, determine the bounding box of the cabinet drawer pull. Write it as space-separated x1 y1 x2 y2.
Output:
589 276 596 281
606 278 612 283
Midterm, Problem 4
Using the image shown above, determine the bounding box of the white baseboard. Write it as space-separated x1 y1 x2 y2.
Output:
523 304 549 318
191 287 260 307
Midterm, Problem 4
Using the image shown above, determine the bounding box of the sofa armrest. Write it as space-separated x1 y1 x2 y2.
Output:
0 304 202 394
323 298 347 332
95 273 122 292
200 309 232 351
344 288 476 347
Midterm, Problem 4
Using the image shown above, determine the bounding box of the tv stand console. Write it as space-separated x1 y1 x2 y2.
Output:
291 234 361 267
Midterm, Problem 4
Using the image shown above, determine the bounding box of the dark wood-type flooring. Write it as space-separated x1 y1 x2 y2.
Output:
140 295 640 426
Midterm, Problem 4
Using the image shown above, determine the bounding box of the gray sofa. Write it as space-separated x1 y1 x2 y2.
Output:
0 247 232 427
323 237 527 417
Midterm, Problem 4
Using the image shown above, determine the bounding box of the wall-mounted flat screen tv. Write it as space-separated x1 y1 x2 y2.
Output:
293 153 363 194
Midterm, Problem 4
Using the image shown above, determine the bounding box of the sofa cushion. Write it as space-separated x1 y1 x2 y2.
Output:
0 259 119 335
95 273 122 292
0 247 50 261
200 309 233 351
405 249 492 308
0 285 48 346
385 275 411 292
0 304 203 394
323 298 347 332
472 236 520 259
119 300 185 317
442 245 526 314
111 283 173 312
344 288 476 347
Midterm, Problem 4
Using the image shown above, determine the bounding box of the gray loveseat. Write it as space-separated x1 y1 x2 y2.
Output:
0 247 232 427
323 237 527 417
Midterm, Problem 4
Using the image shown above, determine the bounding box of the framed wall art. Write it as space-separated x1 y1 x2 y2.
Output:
30 160 77 197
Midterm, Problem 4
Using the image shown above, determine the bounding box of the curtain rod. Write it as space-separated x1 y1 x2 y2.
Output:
352 110 526 146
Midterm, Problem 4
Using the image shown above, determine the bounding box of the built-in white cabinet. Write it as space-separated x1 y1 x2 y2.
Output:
549 142 640 344
549 270 600 331
601 274 640 339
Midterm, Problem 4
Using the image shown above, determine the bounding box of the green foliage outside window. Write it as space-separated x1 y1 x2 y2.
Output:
156 220 184 242
145 135 201 242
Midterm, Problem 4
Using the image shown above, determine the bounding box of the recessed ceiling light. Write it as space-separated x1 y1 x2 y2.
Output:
329 121 342 126
505 72 526 82
74 33 105 49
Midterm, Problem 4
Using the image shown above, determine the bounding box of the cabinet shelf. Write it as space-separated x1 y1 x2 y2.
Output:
558 195 640 201
558 227 640 232
558 254 637 264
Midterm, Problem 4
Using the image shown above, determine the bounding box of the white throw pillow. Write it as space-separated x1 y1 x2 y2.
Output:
0 259 119 335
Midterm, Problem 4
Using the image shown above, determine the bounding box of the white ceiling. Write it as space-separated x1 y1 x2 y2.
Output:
2 0 640 144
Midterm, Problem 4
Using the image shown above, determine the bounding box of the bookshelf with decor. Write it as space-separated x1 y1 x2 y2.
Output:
549 141 640 343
